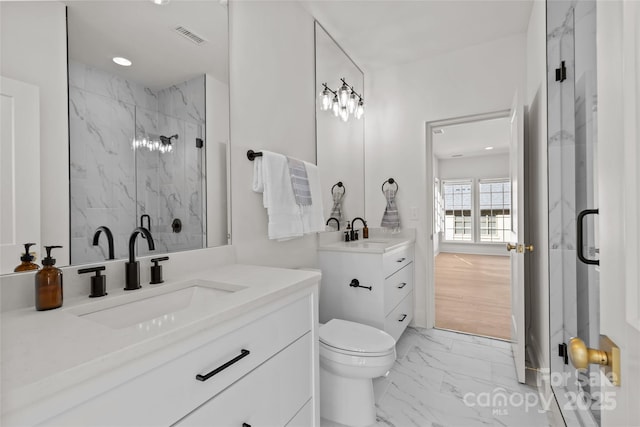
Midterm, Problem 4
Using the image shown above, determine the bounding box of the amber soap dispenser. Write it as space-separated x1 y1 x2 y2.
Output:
14 243 40 272
35 245 63 311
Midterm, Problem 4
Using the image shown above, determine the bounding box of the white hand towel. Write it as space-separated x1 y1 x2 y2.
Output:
252 151 304 240
301 161 325 233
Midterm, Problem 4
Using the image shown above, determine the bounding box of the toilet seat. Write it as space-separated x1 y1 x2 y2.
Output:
319 319 396 356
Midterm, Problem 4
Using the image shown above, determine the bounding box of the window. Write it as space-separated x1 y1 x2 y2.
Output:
479 179 511 242
443 181 472 241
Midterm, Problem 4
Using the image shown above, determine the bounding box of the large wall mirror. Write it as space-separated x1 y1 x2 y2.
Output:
315 22 365 228
67 1 229 265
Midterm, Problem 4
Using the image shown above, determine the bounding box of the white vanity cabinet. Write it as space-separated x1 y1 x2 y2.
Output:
23 290 318 427
318 242 414 341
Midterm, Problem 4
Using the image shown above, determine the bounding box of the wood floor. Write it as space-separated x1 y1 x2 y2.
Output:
435 252 511 340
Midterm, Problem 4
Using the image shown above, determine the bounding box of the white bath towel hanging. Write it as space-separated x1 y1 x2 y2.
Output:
252 150 304 240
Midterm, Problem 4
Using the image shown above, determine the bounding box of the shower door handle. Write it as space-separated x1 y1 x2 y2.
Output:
577 209 599 265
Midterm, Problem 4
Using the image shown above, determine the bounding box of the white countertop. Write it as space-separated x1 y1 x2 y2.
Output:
317 237 414 254
1 264 320 417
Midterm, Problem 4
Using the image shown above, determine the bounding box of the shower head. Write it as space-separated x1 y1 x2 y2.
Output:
159 134 179 145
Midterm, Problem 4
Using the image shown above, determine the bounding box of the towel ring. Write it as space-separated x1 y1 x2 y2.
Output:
331 182 346 197
381 178 398 194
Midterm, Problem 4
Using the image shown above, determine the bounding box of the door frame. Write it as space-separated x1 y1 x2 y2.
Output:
424 109 510 329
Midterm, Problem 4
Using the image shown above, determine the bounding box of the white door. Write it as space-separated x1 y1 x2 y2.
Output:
0 76 40 274
508 93 526 383
597 1 640 424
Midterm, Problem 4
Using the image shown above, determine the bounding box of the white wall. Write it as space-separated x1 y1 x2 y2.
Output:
1 1 69 266
365 34 526 327
229 1 319 268
438 153 509 180
524 0 549 386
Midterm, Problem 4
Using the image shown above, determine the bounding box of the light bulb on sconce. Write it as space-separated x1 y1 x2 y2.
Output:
340 107 349 122
332 96 340 117
348 92 357 114
355 100 364 120
320 86 332 111
338 80 350 107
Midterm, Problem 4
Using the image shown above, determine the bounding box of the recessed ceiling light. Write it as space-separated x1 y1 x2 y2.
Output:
112 57 132 67
485 146 494 150
151 0 170 4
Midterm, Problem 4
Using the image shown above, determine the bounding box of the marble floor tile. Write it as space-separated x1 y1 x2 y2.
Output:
321 327 551 427
373 327 551 427
450 340 514 366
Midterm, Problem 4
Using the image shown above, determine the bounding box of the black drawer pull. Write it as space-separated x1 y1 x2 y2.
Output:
195 349 250 382
399 314 407 322
397 282 407 289
396 257 406 263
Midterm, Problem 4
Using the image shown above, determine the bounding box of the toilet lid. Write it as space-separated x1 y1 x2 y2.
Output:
319 319 396 354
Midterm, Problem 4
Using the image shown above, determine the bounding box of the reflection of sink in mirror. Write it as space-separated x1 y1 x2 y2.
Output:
71 280 244 330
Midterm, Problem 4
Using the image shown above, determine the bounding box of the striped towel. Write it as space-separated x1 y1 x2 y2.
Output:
286 157 312 206
329 189 344 223
381 188 400 229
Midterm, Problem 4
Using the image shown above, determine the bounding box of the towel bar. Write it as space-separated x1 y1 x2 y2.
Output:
247 150 263 161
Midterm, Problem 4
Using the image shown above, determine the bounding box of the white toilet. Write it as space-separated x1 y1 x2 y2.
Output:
319 319 396 427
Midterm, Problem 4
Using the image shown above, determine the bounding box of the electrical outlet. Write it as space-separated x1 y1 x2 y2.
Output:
410 207 418 220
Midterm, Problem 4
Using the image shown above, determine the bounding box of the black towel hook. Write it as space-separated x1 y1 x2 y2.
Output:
331 181 346 197
381 178 398 194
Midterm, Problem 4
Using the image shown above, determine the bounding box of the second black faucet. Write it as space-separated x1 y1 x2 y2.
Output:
124 227 155 291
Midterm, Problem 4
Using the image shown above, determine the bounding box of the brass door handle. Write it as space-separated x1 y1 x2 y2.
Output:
506 243 517 252
524 244 534 252
568 337 608 368
568 336 621 386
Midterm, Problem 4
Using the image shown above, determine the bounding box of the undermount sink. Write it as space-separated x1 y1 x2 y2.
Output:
69 280 245 330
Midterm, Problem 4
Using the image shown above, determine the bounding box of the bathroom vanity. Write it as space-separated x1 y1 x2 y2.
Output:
1 264 320 427
318 235 415 341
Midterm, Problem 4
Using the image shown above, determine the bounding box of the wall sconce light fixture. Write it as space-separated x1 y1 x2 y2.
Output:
319 78 364 122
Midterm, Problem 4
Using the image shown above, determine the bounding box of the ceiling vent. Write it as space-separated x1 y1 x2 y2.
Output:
174 26 207 45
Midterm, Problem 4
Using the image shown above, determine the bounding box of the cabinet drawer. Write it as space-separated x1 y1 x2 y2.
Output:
383 245 414 278
384 292 413 342
175 333 313 427
383 263 413 315
43 296 312 427
286 399 314 426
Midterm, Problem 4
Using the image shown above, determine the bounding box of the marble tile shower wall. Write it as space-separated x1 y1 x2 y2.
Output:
69 60 205 265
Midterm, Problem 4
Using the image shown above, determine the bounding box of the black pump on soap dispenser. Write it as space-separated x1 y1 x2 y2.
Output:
14 243 40 272
35 246 63 311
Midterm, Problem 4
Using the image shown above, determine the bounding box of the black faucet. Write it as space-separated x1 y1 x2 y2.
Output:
326 217 340 230
351 217 368 240
92 226 115 260
124 227 155 291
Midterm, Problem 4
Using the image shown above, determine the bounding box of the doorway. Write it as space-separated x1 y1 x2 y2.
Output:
430 114 513 340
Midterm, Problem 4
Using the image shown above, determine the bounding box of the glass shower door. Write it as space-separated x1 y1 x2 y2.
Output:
547 0 600 425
